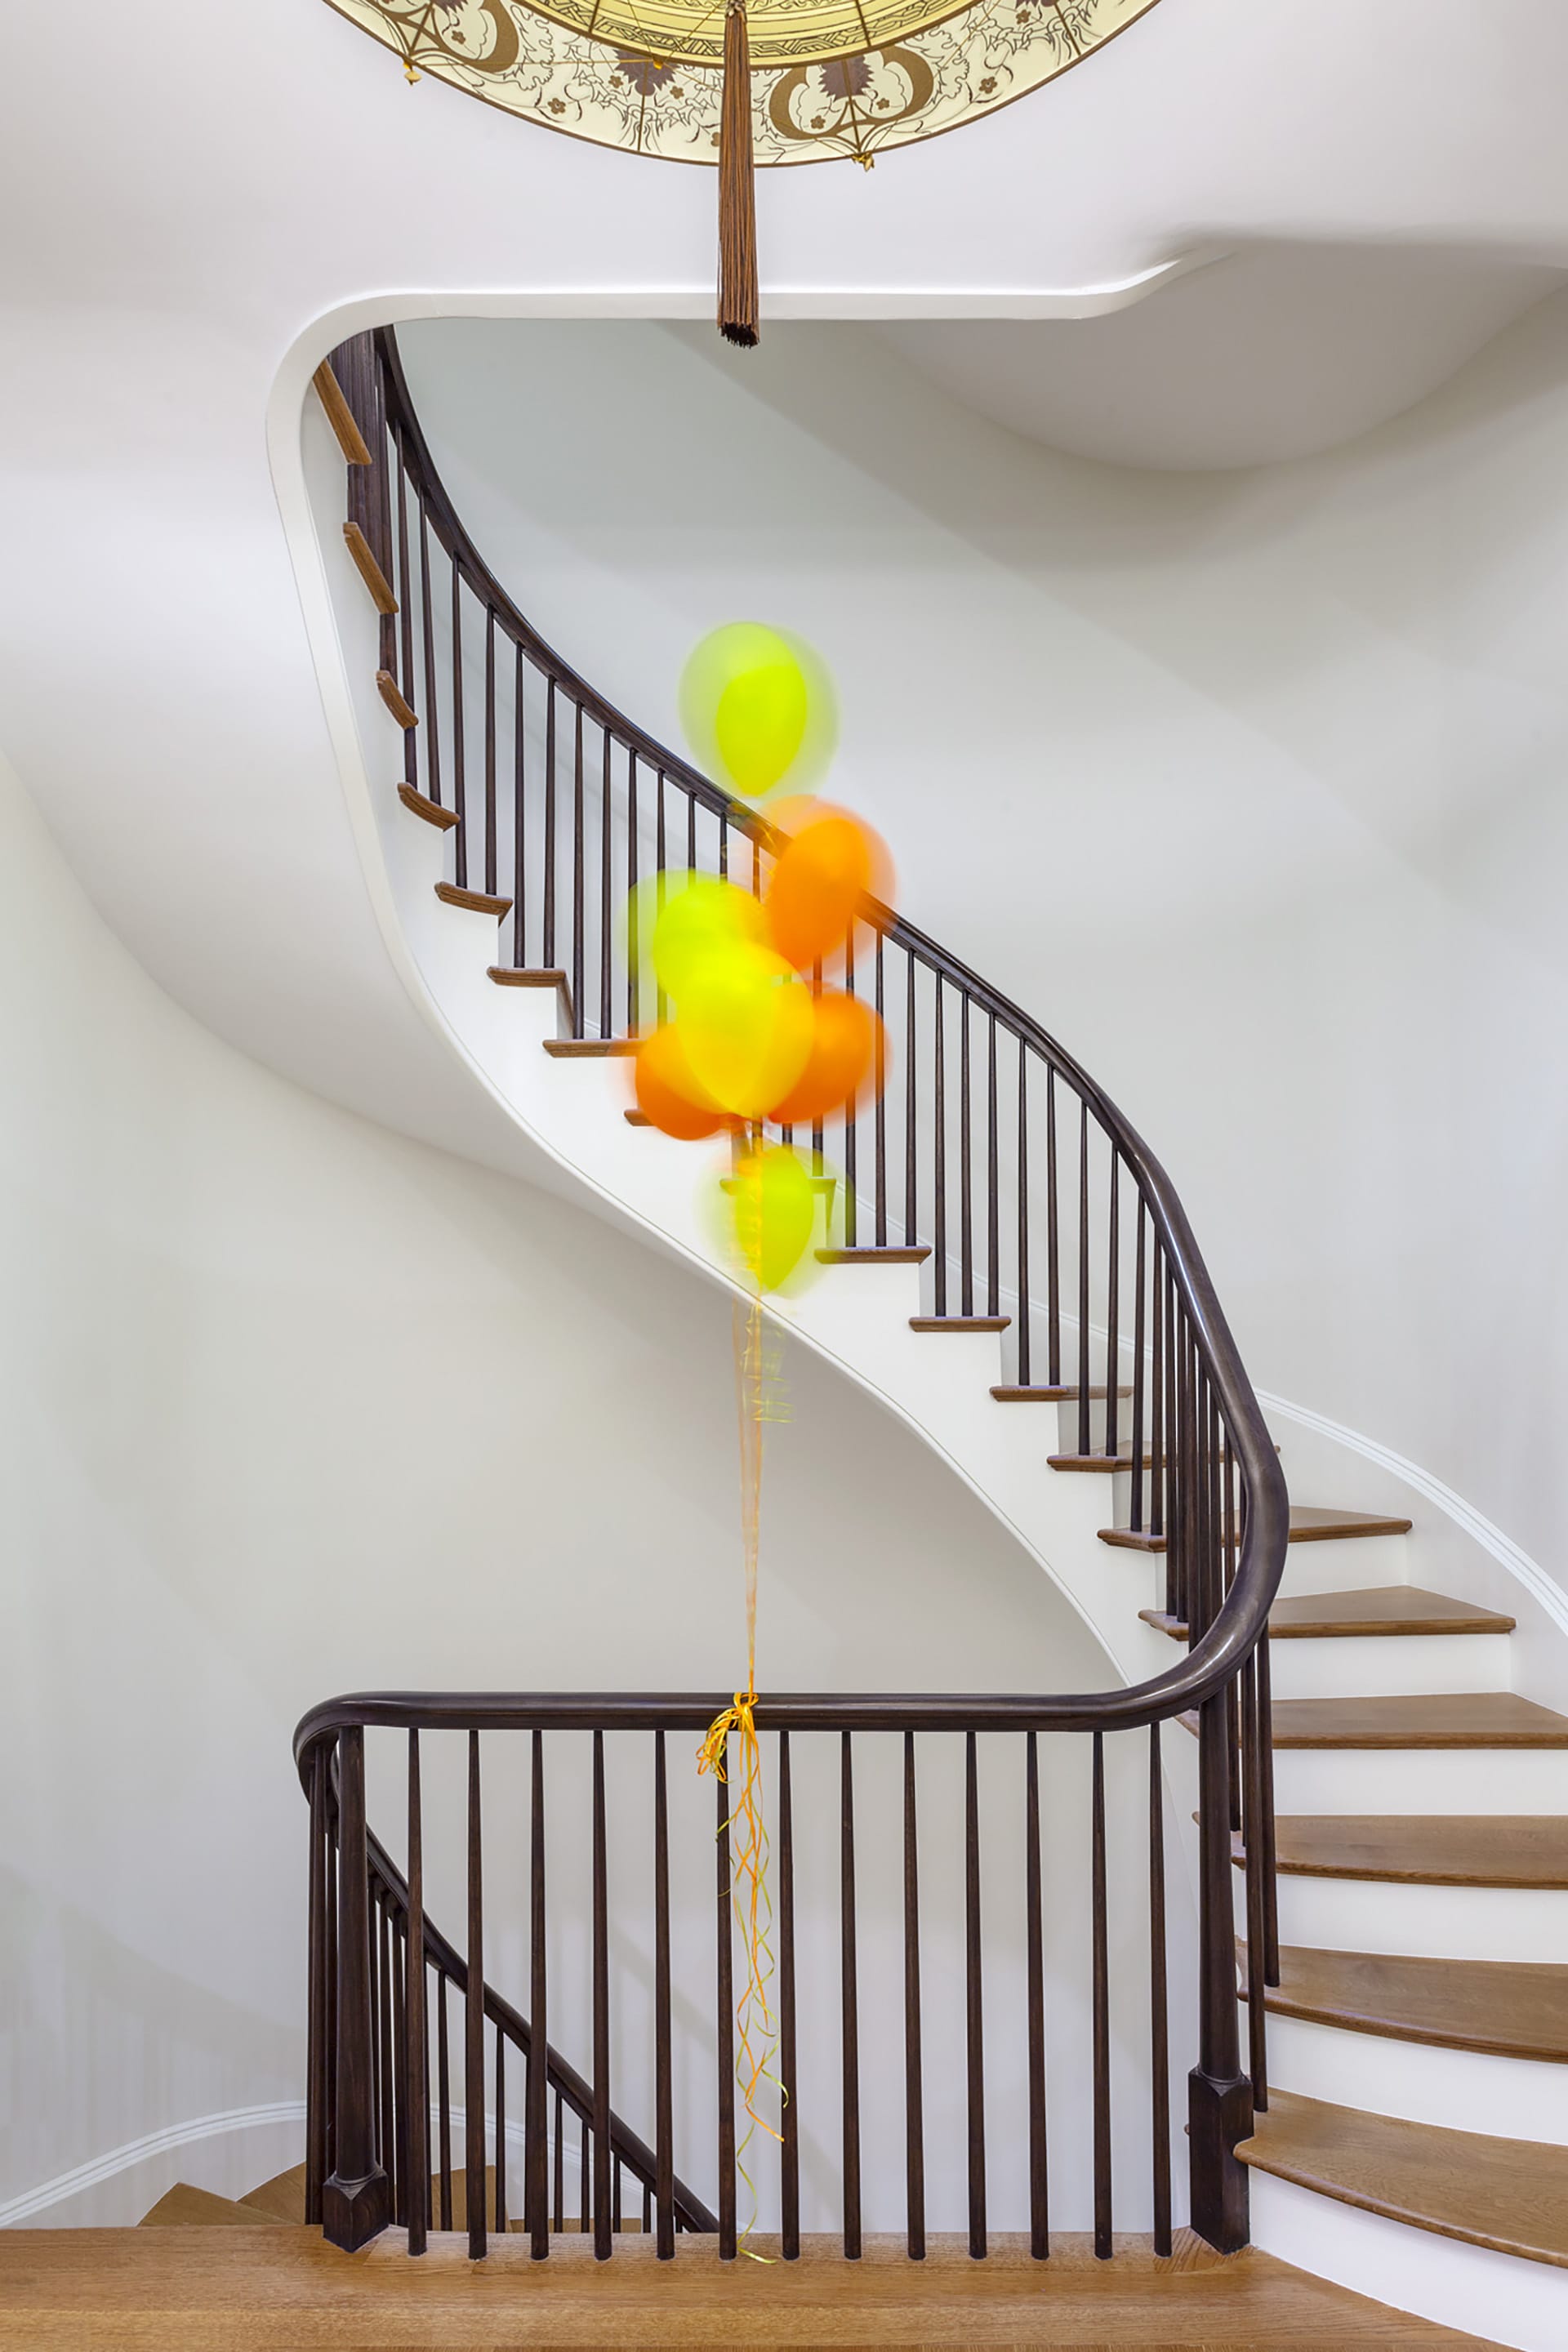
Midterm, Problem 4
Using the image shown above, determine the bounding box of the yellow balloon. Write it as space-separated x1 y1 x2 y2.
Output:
679 623 838 804
679 940 814 1119
650 875 768 1004
728 1145 818 1294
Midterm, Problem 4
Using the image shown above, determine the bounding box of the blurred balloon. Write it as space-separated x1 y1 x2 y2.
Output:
679 942 815 1120
680 624 837 804
652 874 768 1004
726 1144 818 1294
768 991 883 1127
634 1023 727 1140
765 807 891 975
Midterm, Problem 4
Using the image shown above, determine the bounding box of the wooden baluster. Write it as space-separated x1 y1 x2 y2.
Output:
592 1730 612 2260
843 925 858 1247
874 931 888 1245
1091 1731 1111 2259
451 566 467 889
626 752 640 1037
986 1013 1000 1318
778 1730 800 2260
542 683 557 970
1045 1070 1061 1385
390 1918 406 2227
840 1731 862 2259
599 733 614 1042
964 1731 986 2259
325 1828 337 2185
1190 1673 1253 2252
406 1731 428 2256
553 2087 564 2234
572 702 586 1035
718 811 729 879
903 954 917 1247
483 610 497 899
394 441 416 790
322 1726 390 2249
437 1975 453 2230
613 2158 623 2234
581 2110 590 2236
1241 1653 1269 2111
1016 1046 1031 1389
1025 1731 1048 2261
715 1753 737 2260
466 1731 487 2260
527 1730 549 2257
654 775 667 1029
1104 1152 1120 1460
1129 1205 1147 1534
305 1747 328 2227
902 1731 924 2261
511 645 527 970
495 2033 507 2234
1077 1101 1092 1459
653 1730 675 2259
933 976 947 1316
1149 1243 1165 1548
1149 1722 1172 2256
373 1904 390 2190
1258 1632 1281 1985
418 503 441 809
959 994 973 1315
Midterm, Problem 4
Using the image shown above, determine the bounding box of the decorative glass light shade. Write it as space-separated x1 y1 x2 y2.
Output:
323 0 1160 167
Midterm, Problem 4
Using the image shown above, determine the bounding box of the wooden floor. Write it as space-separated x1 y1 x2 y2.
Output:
0 2226 1508 2350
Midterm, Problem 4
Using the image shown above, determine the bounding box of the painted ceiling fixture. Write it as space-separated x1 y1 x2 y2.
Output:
323 0 1160 343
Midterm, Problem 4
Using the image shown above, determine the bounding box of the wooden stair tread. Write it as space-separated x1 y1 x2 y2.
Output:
236 2163 307 2222
991 1383 1132 1402
488 964 568 990
816 1245 930 1264
1269 1691 1568 1748
1145 1587 1516 1642
1241 1815 1568 1888
139 2183 287 2227
435 881 512 919
398 782 458 831
1242 1941 1568 2064
1104 1503 1413 1554
910 1315 1010 1332
543 1036 638 1058
1239 2087 1568 2271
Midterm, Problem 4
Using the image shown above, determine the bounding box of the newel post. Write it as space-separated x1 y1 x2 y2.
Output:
1187 1687 1252 2251
322 1725 391 2251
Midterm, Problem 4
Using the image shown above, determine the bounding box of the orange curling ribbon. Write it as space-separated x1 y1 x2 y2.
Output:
695 1280 786 2253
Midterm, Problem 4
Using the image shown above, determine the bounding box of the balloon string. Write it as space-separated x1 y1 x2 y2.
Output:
695 1276 783 2256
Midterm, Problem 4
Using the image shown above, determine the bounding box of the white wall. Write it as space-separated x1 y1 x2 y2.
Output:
0 746 1108 2224
395 301 1568 1650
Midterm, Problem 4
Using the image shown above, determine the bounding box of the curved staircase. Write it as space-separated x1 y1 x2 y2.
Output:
284 329 1568 2352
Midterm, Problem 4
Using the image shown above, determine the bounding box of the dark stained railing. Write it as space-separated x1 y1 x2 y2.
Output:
296 327 1291 2261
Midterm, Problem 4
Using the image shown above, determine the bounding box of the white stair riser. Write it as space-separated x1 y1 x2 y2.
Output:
1250 2173 1568 2352
1240 1871 1568 1964
1277 1535 1410 1596
1267 1632 1510 1699
1272 1745 1568 1815
1263 2011 1568 2145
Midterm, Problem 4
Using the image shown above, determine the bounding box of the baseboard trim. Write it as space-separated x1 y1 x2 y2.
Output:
0 2102 306 2228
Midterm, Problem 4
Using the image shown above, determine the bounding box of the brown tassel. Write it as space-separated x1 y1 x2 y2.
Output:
718 0 760 347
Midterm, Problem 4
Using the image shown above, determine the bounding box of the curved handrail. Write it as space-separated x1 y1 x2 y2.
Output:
350 325 1291 1726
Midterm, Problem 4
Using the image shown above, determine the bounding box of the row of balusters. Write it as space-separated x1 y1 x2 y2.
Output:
305 1704 1280 2260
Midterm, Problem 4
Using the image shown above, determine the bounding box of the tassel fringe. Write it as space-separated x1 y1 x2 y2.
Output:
718 0 760 347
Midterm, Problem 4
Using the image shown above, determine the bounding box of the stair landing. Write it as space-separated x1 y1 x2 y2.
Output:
0 2225 1505 2349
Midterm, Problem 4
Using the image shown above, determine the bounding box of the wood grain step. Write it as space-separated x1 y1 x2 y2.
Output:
543 1036 637 1058
237 2163 307 2223
435 881 512 920
139 2183 287 2227
1237 1815 1568 1888
488 964 568 992
1241 1942 1568 2064
376 670 417 729
1268 1693 1568 1748
1239 2087 1568 2270
1102 1504 1412 1554
398 782 458 831
910 1316 1010 1332
816 1245 930 1264
991 1383 1132 1403
1144 1587 1517 1642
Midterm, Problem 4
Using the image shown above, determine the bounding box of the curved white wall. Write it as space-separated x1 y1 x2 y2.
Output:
0 745 1100 2223
394 298 1568 1675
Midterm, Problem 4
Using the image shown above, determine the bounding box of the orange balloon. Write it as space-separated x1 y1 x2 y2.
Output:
765 810 891 974
768 991 884 1126
634 1023 728 1141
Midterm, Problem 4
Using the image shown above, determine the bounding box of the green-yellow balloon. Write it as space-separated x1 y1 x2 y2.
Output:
728 1145 818 1294
679 623 837 804
650 875 767 1004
